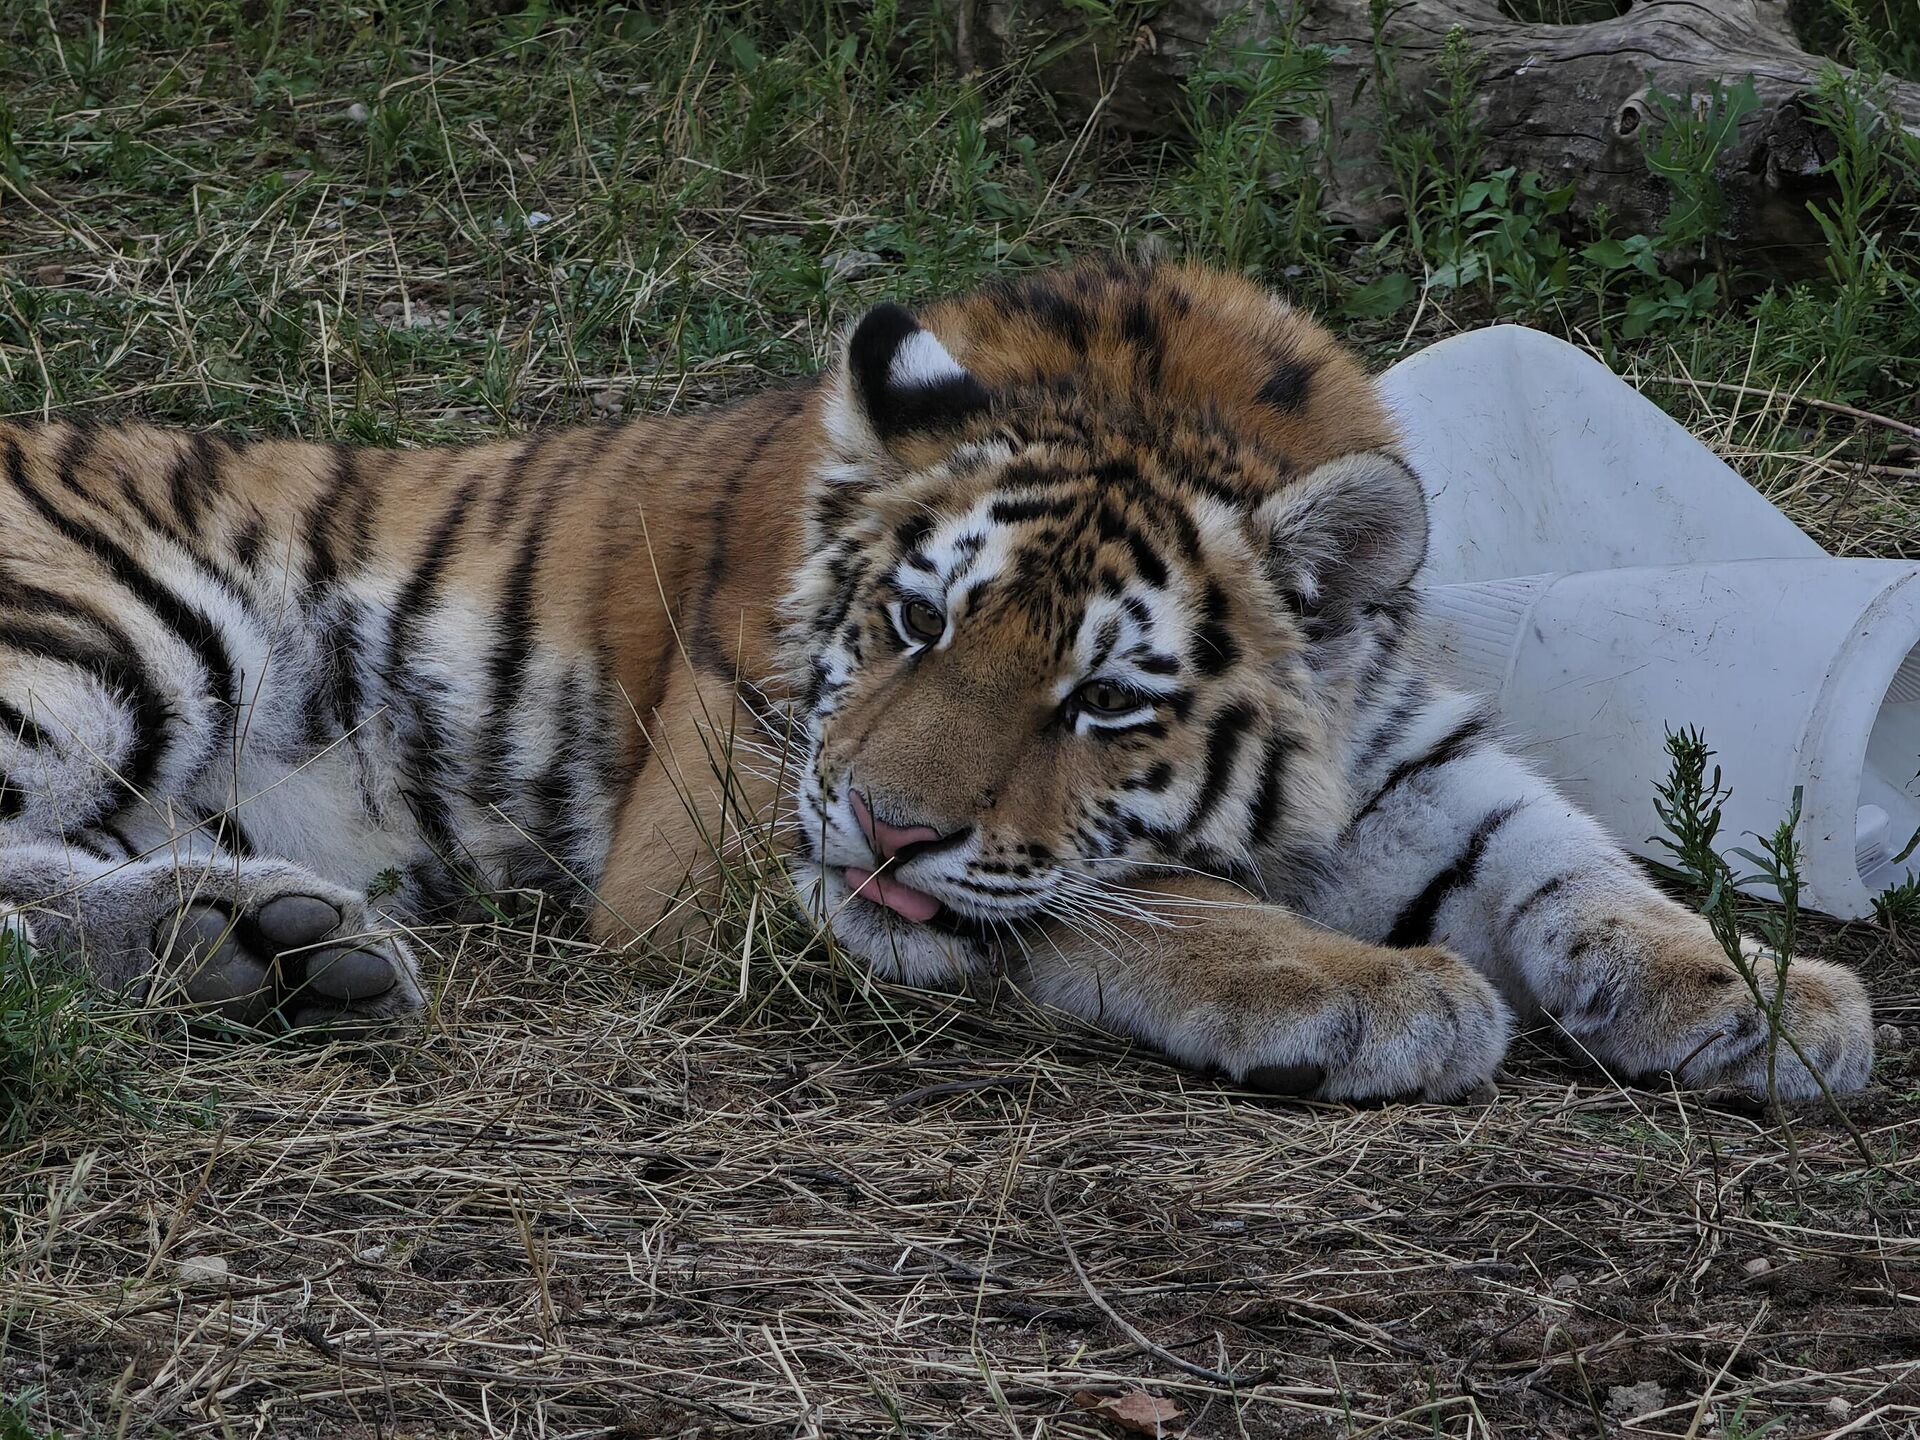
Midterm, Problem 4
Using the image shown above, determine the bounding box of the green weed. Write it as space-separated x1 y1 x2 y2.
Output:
1651 729 1874 1169
0 1393 67 1440
0 930 142 1146
1172 11 1336 277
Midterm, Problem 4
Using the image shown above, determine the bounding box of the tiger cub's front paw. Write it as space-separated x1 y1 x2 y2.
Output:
151 864 425 1035
1554 909 1874 1099
1170 938 1513 1104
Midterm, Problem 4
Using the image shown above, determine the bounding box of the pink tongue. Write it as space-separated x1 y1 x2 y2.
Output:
844 866 944 924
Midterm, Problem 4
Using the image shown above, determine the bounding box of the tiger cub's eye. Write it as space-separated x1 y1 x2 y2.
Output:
1077 680 1140 717
900 598 946 645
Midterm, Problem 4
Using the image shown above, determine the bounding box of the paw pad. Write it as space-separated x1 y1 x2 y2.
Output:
305 946 397 1001
161 894 403 1027
1243 1061 1326 1097
254 894 344 948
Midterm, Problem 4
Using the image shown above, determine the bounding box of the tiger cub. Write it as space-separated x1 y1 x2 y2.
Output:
0 260 1873 1099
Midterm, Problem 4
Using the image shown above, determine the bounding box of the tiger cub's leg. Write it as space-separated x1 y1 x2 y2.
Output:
1304 681 1875 1097
1 617 422 1031
590 665 789 949
1013 874 1511 1101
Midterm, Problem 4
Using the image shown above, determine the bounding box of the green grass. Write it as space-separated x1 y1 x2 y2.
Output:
0 931 144 1148
0 1393 72 1440
0 2 1912 447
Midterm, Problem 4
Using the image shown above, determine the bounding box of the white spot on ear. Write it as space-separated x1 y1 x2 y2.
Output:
888 328 967 390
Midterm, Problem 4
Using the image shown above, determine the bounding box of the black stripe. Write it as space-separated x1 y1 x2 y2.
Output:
0 618 169 802
123 440 261 614
1188 700 1259 831
232 516 265 568
1258 358 1314 412
528 667 590 864
1191 582 1239 676
1248 731 1296 848
384 479 479 673
193 801 256 858
1508 872 1570 925
476 506 549 799
313 600 366 740
488 436 542 537
1122 530 1168 588
1128 761 1174 793
989 495 1076 525
0 583 177 801
1386 802 1525 947
384 479 480 865
1120 298 1164 391
688 390 806 663
64 832 115 862
4 434 240 712
305 445 363 590
1349 710 1492 831
166 433 217 535
0 698 49 750
51 416 96 497
1355 685 1428 774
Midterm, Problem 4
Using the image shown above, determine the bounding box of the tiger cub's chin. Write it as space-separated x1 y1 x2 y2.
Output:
790 862 997 986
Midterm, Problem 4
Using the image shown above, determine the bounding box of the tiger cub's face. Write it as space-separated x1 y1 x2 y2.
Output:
780 263 1428 983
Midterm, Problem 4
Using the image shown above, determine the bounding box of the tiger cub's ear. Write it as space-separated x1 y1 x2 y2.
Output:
833 302 992 460
1253 453 1430 628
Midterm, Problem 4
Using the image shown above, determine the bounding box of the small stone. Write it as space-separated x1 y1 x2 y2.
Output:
1742 1256 1772 1278
356 1242 389 1263
824 248 883 284
177 1254 228 1285
1876 1022 1906 1053
1826 1397 1853 1420
1606 1381 1664 1419
346 101 370 123
1550 1272 1579 1294
525 210 552 230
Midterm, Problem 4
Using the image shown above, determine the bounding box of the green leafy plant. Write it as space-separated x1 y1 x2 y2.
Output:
1172 12 1335 274
1641 76 1761 264
1583 231 1724 338
1873 871 1920 931
0 1392 66 1440
1651 729 1872 1166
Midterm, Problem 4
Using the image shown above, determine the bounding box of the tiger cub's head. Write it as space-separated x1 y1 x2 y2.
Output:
781 261 1427 982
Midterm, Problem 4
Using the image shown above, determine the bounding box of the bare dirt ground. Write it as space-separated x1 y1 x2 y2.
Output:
5 908 1917 1439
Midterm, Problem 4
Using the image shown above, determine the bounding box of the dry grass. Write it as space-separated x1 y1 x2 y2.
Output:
4 906 1918 1438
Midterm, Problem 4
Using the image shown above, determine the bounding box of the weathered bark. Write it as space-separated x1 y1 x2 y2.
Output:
954 0 1920 275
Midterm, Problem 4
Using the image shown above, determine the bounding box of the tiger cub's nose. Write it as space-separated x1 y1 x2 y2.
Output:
848 789 946 862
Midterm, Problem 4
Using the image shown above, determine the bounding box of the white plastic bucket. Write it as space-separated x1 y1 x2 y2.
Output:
1381 326 1920 919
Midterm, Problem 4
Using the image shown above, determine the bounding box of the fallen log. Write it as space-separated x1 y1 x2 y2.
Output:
951 0 1920 276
